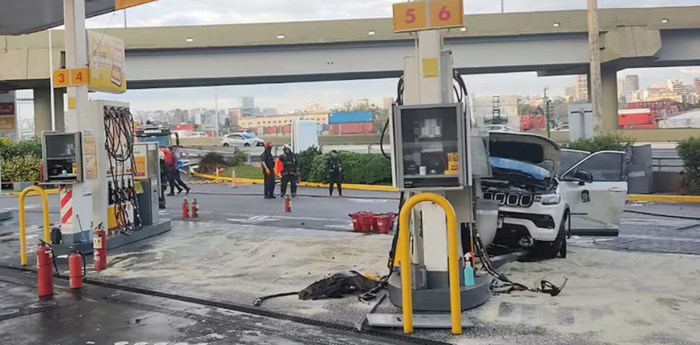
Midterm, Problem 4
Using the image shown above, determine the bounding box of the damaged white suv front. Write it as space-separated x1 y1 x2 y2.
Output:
483 132 568 259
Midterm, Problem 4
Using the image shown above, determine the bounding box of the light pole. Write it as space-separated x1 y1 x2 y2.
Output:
500 0 504 13
543 87 551 138
587 0 603 132
123 9 127 28
214 87 220 136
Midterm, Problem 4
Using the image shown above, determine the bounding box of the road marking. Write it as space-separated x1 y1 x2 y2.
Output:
226 213 345 222
347 198 388 203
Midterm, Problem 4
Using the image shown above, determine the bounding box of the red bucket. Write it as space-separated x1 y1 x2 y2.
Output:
349 212 363 231
359 212 375 232
375 214 392 234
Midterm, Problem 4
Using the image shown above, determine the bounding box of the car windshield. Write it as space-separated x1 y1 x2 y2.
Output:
138 135 169 149
242 133 256 139
490 156 551 181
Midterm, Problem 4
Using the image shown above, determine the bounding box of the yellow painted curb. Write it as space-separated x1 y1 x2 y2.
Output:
626 194 700 203
191 171 398 192
3 189 59 197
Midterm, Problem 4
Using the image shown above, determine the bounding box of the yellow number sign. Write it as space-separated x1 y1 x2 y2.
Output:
393 2 428 32
53 70 70 88
70 67 90 86
392 0 464 33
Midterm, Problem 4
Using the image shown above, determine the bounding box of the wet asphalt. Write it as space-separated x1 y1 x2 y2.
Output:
2 182 700 344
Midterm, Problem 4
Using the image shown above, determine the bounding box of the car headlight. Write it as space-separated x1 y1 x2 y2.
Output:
535 193 561 205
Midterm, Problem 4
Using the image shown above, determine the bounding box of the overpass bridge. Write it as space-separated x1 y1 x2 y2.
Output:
2 6 700 137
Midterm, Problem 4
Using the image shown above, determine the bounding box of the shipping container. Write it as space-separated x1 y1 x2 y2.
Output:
619 108 653 127
282 124 292 135
175 124 195 131
329 122 375 135
328 111 374 125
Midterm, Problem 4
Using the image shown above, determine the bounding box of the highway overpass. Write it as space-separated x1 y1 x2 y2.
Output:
2 6 700 89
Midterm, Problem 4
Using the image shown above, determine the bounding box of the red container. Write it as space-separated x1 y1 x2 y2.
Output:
329 122 375 135
282 125 291 134
375 214 392 234
349 212 363 231
359 212 375 232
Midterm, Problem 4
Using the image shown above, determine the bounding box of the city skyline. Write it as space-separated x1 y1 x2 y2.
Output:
22 0 699 114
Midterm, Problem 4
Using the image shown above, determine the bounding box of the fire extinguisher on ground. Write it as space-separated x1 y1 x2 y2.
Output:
191 198 198 218
284 194 292 213
37 240 57 298
182 198 189 218
68 247 87 289
93 223 107 271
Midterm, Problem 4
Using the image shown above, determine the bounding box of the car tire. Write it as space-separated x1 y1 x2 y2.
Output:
244 143 251 147
533 213 568 260
223 143 229 147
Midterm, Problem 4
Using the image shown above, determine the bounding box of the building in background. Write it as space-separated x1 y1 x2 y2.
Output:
575 75 588 101
471 94 520 131
353 98 370 107
564 86 576 101
382 97 394 109
306 101 325 112
625 75 640 92
617 78 625 95
240 97 255 117
695 78 700 93
238 112 329 136
667 78 685 94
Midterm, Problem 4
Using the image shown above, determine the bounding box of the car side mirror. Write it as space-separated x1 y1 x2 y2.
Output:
573 170 593 185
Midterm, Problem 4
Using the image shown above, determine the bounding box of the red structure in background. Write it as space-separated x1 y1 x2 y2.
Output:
175 124 195 131
625 100 680 120
520 114 546 131
328 122 375 135
619 108 658 129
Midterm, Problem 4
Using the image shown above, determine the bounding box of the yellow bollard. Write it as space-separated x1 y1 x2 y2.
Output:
397 192 462 335
18 186 51 266
231 169 237 188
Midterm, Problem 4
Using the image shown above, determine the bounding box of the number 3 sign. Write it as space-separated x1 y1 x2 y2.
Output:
392 0 464 33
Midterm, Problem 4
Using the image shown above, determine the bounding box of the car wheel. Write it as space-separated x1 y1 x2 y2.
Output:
244 143 251 147
223 143 230 147
533 213 567 260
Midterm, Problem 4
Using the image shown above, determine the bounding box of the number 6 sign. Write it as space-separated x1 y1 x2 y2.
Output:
428 0 463 29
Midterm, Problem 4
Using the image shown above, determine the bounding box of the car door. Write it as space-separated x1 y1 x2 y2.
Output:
559 150 627 236
229 134 246 146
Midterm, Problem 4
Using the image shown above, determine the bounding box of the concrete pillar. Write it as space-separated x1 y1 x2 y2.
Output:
33 87 66 137
601 68 619 132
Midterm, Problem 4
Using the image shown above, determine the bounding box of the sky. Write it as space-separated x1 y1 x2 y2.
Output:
15 0 700 114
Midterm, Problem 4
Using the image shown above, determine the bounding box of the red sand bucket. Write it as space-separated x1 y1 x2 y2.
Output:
349 212 364 231
375 214 392 234
359 212 375 232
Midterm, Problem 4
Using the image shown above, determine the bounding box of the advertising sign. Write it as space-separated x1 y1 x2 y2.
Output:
0 91 17 140
88 31 127 94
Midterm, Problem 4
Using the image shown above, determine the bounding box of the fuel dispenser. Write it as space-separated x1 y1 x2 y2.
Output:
132 142 161 226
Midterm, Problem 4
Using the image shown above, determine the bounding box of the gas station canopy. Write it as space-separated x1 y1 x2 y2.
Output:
0 0 118 35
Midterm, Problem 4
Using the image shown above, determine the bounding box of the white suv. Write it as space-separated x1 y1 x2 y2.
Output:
484 132 628 259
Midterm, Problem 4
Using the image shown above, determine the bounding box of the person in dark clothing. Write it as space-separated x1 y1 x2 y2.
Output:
166 146 190 196
327 150 343 196
260 142 276 199
278 144 298 197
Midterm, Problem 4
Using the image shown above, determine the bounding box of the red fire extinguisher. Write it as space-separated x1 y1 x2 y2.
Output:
37 240 55 298
284 194 292 213
182 198 189 218
191 198 198 218
68 248 86 289
93 223 107 271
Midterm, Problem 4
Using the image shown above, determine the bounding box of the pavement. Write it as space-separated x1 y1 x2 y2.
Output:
2 182 700 344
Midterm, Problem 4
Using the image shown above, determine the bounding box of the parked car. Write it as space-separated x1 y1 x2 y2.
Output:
220 132 265 147
186 131 208 138
484 124 515 132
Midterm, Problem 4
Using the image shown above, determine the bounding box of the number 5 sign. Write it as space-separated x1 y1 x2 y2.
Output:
392 0 464 33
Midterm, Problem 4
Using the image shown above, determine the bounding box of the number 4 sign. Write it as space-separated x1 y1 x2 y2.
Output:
392 0 464 33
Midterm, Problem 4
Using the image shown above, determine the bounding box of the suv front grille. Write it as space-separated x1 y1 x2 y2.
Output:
483 192 534 208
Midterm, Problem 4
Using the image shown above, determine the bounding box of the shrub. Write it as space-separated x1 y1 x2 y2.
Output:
228 149 249 167
677 136 700 194
198 152 228 174
308 151 392 185
562 132 635 153
0 137 42 160
1 155 41 182
298 146 323 182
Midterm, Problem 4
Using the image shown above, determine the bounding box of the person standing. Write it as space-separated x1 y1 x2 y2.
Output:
279 144 299 197
260 142 276 199
327 150 343 196
166 146 190 195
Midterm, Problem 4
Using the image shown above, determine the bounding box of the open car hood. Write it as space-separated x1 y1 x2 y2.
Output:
488 132 561 173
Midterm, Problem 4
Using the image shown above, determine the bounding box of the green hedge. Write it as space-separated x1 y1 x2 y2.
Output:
562 132 635 152
677 136 700 194
0 138 43 183
302 148 392 185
